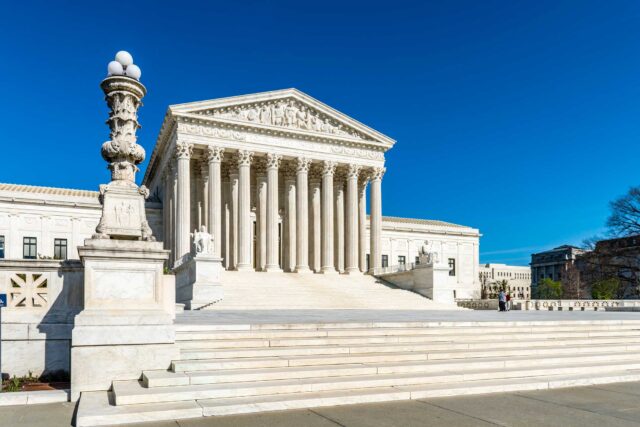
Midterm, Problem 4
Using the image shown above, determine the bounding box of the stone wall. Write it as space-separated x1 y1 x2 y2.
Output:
0 259 83 377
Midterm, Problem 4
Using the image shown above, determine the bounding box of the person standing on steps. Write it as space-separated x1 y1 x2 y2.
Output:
498 289 506 312
506 292 511 311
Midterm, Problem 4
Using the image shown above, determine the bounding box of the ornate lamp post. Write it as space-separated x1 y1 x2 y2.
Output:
93 51 155 240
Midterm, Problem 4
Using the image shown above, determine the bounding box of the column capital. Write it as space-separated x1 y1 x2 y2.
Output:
254 157 267 176
322 160 337 177
370 166 386 181
266 153 282 169
347 164 361 179
296 157 312 173
175 142 193 160
235 150 254 167
283 162 297 181
205 146 225 164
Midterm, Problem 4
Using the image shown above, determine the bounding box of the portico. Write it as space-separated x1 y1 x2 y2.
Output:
144 89 393 274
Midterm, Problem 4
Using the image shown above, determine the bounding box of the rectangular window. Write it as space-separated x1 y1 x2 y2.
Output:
415 256 420 265
448 258 456 276
366 254 370 272
398 255 406 265
23 237 37 259
54 238 68 260
0 235 4 258
382 255 388 268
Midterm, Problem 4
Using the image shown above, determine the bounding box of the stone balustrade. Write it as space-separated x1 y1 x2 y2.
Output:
0 259 84 377
456 298 640 311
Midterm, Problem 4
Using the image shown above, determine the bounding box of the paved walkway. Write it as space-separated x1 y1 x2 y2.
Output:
176 309 640 324
6 382 640 426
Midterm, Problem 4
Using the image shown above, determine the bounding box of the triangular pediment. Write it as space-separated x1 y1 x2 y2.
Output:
169 89 395 147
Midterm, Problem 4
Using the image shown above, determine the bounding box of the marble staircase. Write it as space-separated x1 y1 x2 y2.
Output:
76 319 640 426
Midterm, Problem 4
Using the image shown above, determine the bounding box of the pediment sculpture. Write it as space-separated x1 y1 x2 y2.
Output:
200 99 369 140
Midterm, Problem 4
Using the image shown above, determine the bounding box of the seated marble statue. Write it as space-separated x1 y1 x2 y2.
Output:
419 240 439 265
191 225 214 255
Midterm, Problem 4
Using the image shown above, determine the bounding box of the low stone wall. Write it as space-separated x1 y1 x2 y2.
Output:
457 298 640 311
0 259 83 377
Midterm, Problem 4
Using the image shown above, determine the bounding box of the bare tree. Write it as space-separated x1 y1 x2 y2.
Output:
561 262 583 299
607 187 640 236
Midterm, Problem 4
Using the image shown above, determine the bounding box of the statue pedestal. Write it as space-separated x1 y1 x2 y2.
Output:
70 239 177 401
174 254 224 310
413 262 454 303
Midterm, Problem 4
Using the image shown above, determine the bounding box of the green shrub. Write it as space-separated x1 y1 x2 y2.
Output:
591 278 620 300
535 278 563 299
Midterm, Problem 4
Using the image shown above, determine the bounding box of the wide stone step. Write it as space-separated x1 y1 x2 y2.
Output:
75 391 202 427
171 342 640 372
197 370 640 416
145 352 640 387
115 361 640 405
175 323 640 340
177 335 640 360
176 329 640 349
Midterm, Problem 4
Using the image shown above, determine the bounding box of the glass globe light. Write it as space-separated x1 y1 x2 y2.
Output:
107 60 124 76
125 64 142 80
115 51 134 67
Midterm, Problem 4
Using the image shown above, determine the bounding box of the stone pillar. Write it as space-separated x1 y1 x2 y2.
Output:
309 166 322 273
235 150 254 271
196 161 208 229
170 162 178 265
229 163 239 269
162 170 170 252
345 164 361 274
206 146 224 258
358 175 369 272
283 164 297 272
175 142 193 264
321 161 337 274
265 153 282 272
295 157 311 273
334 170 345 273
369 167 385 273
221 163 231 269
254 159 267 271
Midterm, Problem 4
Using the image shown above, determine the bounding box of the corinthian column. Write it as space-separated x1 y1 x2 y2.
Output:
283 164 297 272
265 153 282 272
321 161 337 274
235 150 254 271
358 174 369 272
334 170 345 273
369 167 385 273
199 160 209 228
206 146 224 257
295 157 311 273
221 163 231 269
309 166 322 273
254 159 267 271
175 142 193 263
229 162 239 269
345 164 361 274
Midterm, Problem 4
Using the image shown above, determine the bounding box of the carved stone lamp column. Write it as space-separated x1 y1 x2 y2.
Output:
71 51 176 402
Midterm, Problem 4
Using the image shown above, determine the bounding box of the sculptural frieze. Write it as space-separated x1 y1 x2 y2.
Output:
196 98 370 141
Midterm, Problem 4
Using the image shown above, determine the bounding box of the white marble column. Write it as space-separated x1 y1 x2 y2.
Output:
345 164 361 274
358 175 369 272
236 150 254 271
162 170 170 251
265 153 282 272
295 157 311 273
369 167 385 273
175 142 193 263
254 159 267 271
229 162 239 269
321 161 337 274
198 161 208 230
283 164 297 272
309 166 322 273
170 162 178 265
206 146 224 257
221 163 231 269
334 171 345 273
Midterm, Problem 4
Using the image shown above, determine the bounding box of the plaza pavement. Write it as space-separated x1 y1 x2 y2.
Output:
5 381 640 426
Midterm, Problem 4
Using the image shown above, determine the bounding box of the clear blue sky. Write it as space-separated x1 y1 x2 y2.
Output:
1 1 639 266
